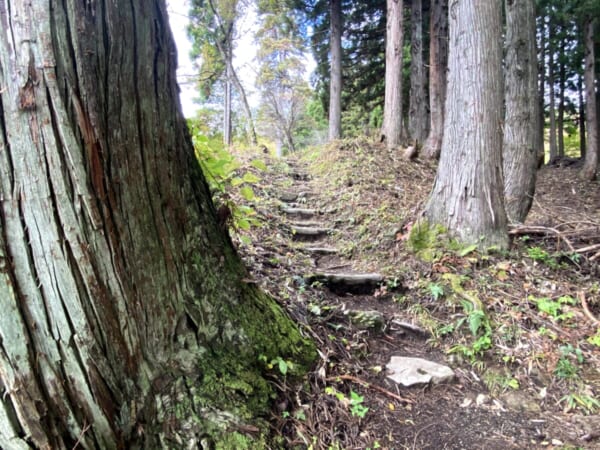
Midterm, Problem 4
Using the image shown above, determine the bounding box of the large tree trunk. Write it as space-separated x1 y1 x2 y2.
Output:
0 1 315 448
421 0 448 159
502 0 538 224
425 0 508 249
581 18 598 180
408 0 429 144
382 0 405 149
329 0 342 140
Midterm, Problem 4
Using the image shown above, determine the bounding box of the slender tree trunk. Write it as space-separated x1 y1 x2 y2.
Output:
537 15 547 166
329 0 343 140
503 0 538 224
425 0 508 249
382 0 405 149
579 72 587 158
558 34 566 157
224 52 233 146
548 25 558 163
230 66 258 145
422 0 448 159
0 1 315 448
408 0 429 144
581 18 598 180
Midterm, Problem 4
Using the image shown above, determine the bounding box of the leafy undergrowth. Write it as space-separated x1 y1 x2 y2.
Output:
217 137 600 450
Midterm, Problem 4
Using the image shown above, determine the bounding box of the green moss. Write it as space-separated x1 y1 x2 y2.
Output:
407 221 447 261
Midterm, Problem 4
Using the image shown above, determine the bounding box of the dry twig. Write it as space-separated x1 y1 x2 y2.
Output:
326 374 414 404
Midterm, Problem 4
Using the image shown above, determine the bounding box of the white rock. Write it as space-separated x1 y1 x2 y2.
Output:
386 356 455 387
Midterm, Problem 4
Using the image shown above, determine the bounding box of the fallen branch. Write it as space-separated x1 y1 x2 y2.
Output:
326 374 414 404
578 291 600 326
509 224 575 252
574 243 600 254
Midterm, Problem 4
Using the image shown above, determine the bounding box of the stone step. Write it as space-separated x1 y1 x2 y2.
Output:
289 220 325 228
279 191 314 203
290 225 331 241
305 271 384 295
300 246 338 255
281 205 319 218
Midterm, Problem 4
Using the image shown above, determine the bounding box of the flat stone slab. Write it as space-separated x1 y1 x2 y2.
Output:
290 226 331 241
301 246 338 255
305 272 384 295
386 356 455 387
281 206 318 218
280 192 299 202
289 220 325 228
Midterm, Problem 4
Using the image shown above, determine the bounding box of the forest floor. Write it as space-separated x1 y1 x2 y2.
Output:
226 137 600 450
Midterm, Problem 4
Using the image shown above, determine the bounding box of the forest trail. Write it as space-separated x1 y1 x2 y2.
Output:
231 139 600 449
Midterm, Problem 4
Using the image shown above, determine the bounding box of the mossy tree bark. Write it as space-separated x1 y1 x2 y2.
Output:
0 1 315 449
425 0 508 249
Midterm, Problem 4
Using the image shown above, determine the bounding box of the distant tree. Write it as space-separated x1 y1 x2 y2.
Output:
189 0 258 145
426 0 508 249
421 0 448 159
0 0 314 447
581 17 598 180
256 0 313 154
293 0 385 138
329 0 343 140
503 0 539 223
382 0 405 149
408 0 429 144
547 17 559 161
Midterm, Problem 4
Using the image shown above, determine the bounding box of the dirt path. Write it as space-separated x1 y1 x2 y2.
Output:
232 143 600 449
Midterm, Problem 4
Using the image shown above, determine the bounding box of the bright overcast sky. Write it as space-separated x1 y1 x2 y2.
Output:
166 0 259 117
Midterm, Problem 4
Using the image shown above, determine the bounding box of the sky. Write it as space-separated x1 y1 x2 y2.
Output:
166 0 260 117
165 0 315 118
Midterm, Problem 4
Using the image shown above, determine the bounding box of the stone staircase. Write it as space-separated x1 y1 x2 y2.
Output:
280 160 385 296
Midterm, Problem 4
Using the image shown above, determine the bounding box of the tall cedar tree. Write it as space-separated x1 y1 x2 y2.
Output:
503 0 539 223
408 0 429 144
329 0 343 139
0 1 315 447
422 0 448 159
425 0 509 249
382 0 405 149
581 17 598 180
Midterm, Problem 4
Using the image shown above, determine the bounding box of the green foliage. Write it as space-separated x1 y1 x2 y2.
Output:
349 391 369 418
407 221 446 260
190 122 263 233
428 283 444 300
559 392 600 414
447 298 493 361
530 295 577 322
587 329 600 347
324 387 369 418
527 246 560 269
554 344 584 379
259 354 292 376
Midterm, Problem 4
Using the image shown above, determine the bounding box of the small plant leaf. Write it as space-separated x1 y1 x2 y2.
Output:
243 172 261 183
250 159 267 171
240 186 255 201
458 244 478 257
